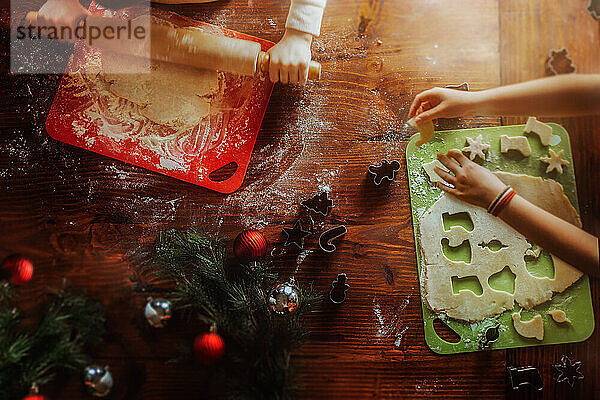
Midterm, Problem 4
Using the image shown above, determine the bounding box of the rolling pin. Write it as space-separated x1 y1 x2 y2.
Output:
25 12 321 80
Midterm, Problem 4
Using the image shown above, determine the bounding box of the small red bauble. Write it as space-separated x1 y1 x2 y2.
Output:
233 230 268 261
2 255 34 285
193 331 225 365
23 383 46 400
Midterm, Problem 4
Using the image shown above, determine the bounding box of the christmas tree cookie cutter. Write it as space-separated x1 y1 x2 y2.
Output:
368 159 401 185
546 48 576 75
301 192 334 216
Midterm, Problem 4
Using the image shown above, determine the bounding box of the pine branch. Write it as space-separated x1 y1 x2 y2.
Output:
0 281 15 302
144 228 322 400
0 290 106 400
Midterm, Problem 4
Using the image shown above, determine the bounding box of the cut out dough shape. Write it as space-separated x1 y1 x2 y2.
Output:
512 312 544 340
540 149 569 174
422 160 449 184
409 118 435 147
419 171 582 321
548 309 570 323
524 117 553 146
500 135 531 157
462 134 489 160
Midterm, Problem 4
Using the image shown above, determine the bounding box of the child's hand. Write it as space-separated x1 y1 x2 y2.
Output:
267 28 312 84
38 0 90 41
409 88 480 124
434 150 507 209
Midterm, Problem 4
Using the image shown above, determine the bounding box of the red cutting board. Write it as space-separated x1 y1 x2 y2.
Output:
46 2 274 193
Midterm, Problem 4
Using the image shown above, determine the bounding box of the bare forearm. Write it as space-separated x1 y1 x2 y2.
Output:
470 74 600 118
497 195 599 276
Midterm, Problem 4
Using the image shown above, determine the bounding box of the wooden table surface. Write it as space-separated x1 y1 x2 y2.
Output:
1 0 599 398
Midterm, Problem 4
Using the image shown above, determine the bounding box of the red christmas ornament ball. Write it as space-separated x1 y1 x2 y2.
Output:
193 332 225 365
2 255 34 285
233 230 268 260
23 396 47 400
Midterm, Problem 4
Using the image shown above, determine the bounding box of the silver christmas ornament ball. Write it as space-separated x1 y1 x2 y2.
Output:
268 279 301 315
144 297 172 328
83 365 113 397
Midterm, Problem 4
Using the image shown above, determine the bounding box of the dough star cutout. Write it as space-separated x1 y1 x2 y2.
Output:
540 149 569 174
282 220 311 249
462 134 490 160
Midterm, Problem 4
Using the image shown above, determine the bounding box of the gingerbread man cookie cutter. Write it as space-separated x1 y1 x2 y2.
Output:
368 159 401 185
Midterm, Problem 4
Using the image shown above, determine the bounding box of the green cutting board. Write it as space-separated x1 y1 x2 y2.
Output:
406 123 594 354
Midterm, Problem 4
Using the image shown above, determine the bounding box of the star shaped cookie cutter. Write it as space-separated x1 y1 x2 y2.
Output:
282 220 311 249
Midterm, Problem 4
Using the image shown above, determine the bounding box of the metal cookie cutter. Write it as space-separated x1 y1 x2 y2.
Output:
479 324 500 349
507 366 543 391
368 159 401 185
546 48 576 75
553 355 584 386
588 0 600 21
301 192 334 216
282 220 311 249
319 225 347 253
330 273 350 304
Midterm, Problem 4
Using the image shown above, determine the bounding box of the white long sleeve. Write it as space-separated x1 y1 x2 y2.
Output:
285 0 327 37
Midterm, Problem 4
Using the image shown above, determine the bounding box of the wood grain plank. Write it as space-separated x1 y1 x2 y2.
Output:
499 1 600 399
2 0 596 399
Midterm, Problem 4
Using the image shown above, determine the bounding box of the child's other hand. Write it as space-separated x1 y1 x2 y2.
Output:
268 28 312 84
38 0 90 41
434 150 506 209
409 87 479 124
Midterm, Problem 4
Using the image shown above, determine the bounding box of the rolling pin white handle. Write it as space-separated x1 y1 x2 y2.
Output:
25 11 322 81
256 51 321 81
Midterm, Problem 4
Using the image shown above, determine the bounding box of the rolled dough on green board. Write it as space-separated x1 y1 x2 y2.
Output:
419 171 582 322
